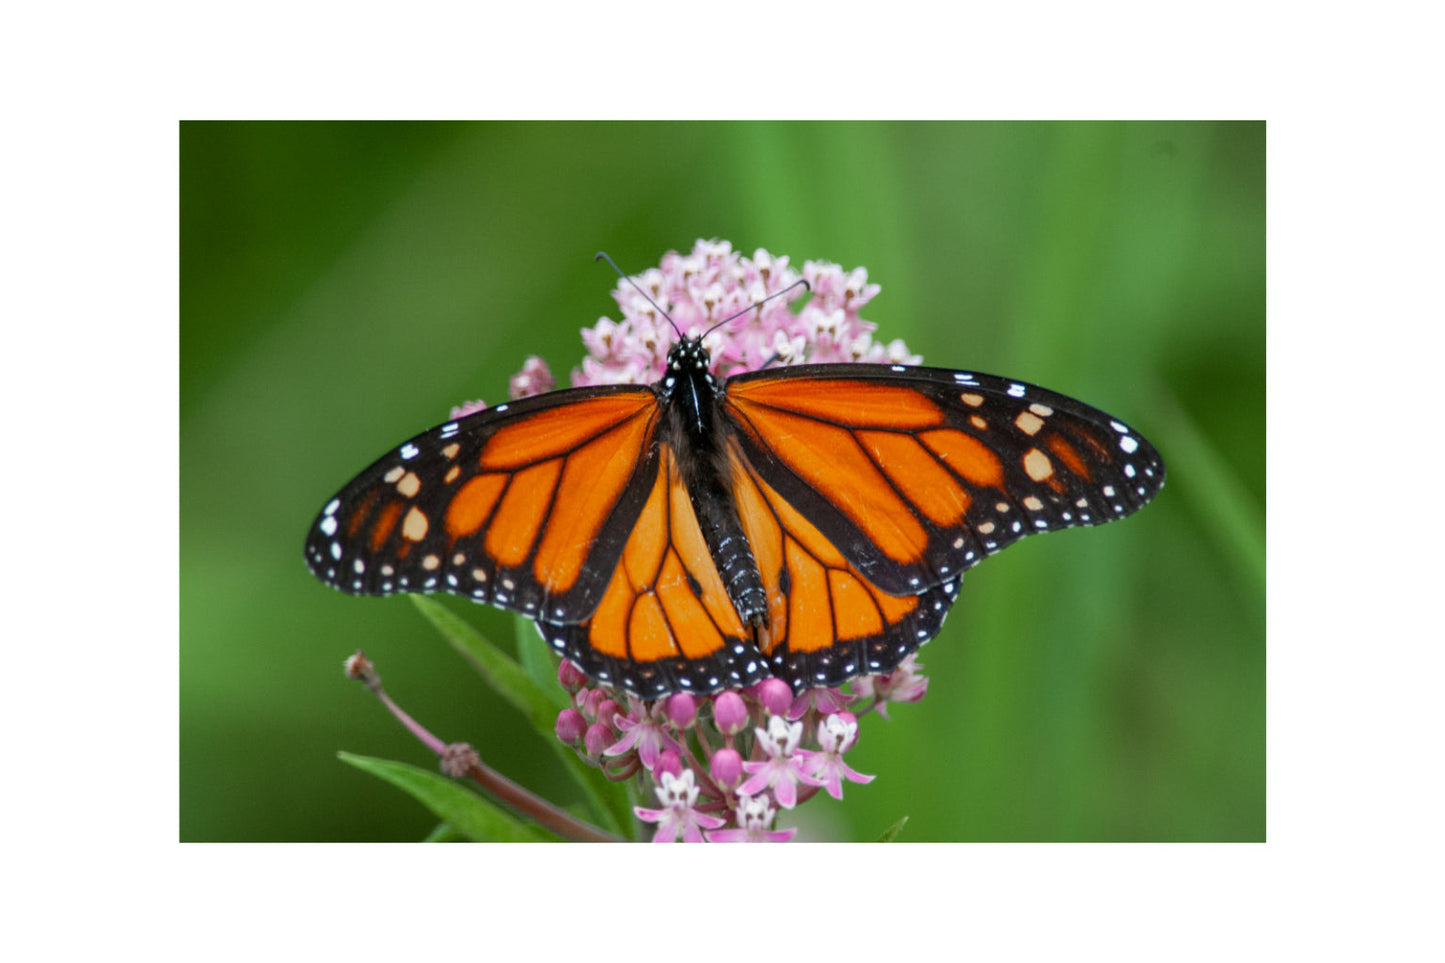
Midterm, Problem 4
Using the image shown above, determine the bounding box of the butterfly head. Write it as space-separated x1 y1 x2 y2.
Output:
666 335 712 375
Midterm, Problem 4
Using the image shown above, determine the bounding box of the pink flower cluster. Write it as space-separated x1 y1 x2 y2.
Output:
498 238 921 400
553 655 930 842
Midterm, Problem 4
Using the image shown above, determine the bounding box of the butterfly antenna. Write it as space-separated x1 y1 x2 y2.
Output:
700 277 811 340
595 251 683 340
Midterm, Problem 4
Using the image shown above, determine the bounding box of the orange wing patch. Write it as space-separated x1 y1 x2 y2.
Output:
1045 433 1091 481
729 378 946 429
857 430 970 526
485 458 562 566
368 499 403 551
445 473 508 539
479 393 654 469
919 428 1004 489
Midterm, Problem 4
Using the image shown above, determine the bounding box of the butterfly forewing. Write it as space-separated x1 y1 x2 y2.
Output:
722 364 1165 595
304 386 662 624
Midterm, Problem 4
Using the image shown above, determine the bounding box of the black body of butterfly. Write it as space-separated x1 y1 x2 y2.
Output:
305 333 1164 699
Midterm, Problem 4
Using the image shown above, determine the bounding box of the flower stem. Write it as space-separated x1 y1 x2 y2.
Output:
346 650 623 843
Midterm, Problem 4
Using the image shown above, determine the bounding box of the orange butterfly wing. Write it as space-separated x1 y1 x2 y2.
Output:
304 388 663 624
719 364 1164 688
535 443 770 696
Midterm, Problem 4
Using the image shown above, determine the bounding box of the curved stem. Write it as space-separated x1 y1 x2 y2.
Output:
348 650 624 843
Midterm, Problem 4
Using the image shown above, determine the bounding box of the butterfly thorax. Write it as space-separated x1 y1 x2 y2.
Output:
657 337 769 629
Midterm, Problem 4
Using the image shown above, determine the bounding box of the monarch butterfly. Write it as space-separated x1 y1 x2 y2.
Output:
304 267 1164 700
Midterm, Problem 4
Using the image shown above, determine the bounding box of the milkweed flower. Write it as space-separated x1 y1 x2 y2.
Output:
508 354 554 399
558 663 927 841
449 397 488 420
852 654 931 720
567 238 919 390
797 712 875 800
705 794 797 844
738 714 809 809
604 701 682 770
788 685 852 721
634 769 726 843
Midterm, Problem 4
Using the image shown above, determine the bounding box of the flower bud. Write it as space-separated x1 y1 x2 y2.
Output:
555 708 587 745
664 692 697 729
710 747 743 788
712 691 748 735
654 749 683 780
584 722 614 757
595 698 622 730
557 659 589 694
757 678 793 717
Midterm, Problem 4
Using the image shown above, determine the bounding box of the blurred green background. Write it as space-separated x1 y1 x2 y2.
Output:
180 121 1263 842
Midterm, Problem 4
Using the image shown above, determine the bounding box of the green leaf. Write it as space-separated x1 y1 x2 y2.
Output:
876 815 910 842
410 595 567 726
409 596 634 838
515 611 560 693
421 822 468 843
339 752 554 842
1151 382 1266 603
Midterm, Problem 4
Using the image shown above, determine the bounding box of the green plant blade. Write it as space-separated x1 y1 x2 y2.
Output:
1152 382 1266 602
421 822 468 842
339 752 554 842
515 612 560 693
409 596 634 837
410 596 566 726
876 815 910 842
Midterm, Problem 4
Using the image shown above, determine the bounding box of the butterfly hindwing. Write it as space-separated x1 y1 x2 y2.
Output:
725 439 960 691
304 386 662 624
536 443 771 698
